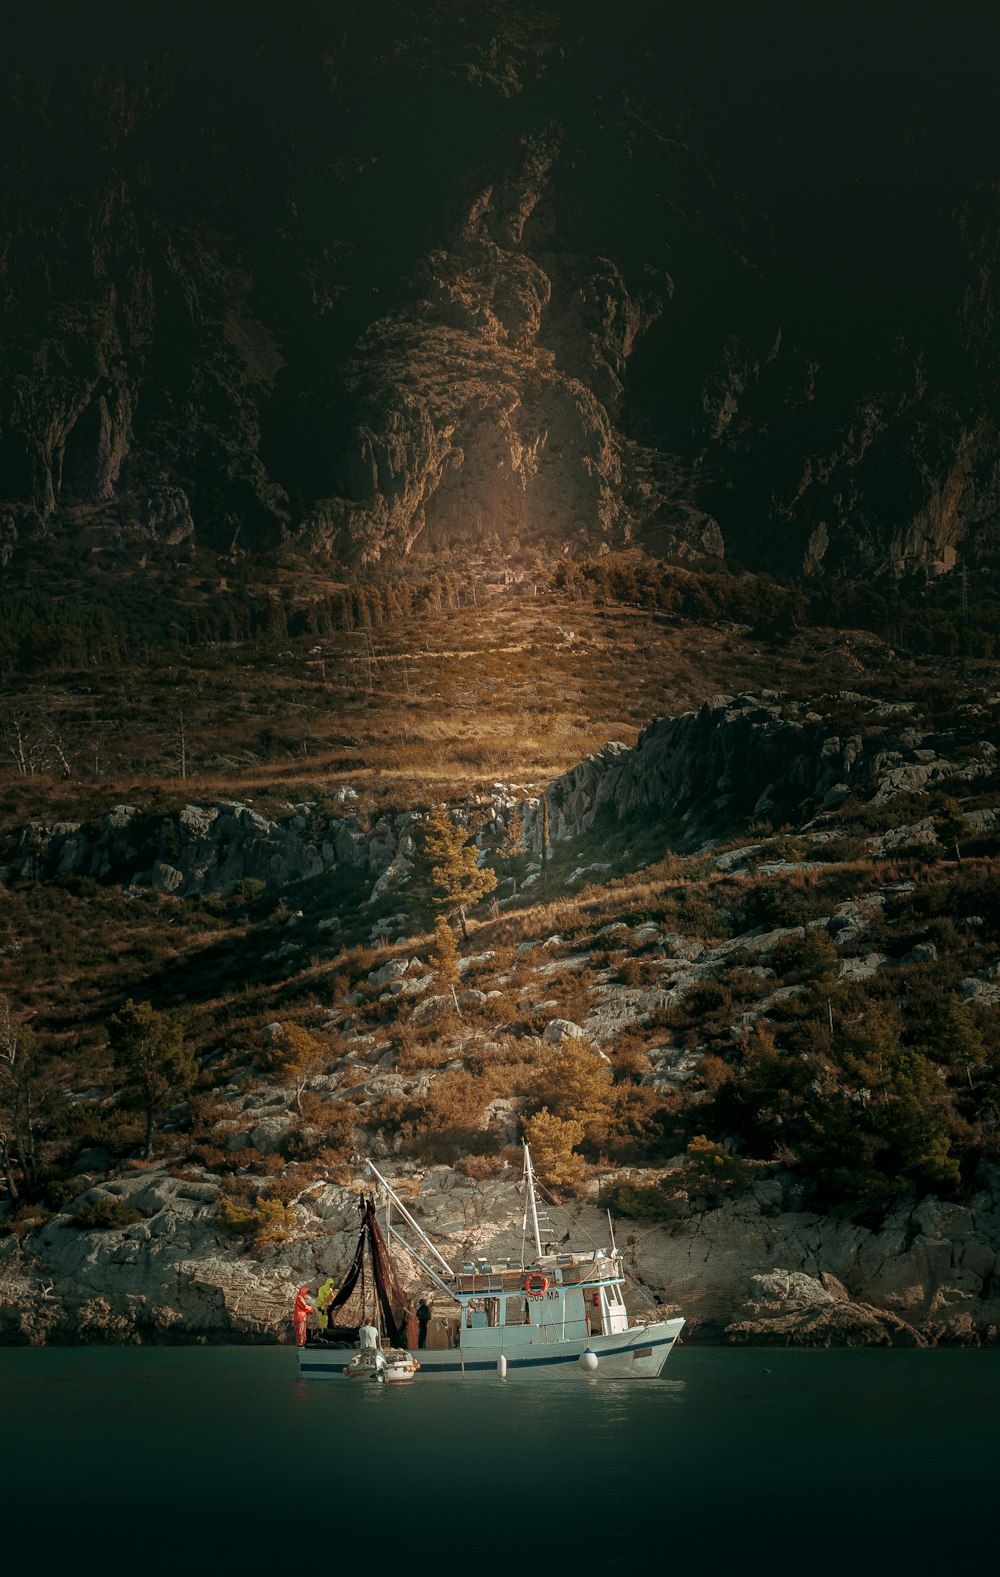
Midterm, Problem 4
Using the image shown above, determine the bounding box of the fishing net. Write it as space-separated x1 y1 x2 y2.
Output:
319 1196 408 1346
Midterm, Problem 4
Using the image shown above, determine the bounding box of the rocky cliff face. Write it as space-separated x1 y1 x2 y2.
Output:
0 795 420 900
4 3 1000 576
524 691 999 852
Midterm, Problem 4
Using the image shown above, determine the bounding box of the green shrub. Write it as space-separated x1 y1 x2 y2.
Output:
72 1197 142 1230
217 1193 298 1249
232 877 267 904
680 1135 754 1204
600 1180 687 1221
43 1177 89 1211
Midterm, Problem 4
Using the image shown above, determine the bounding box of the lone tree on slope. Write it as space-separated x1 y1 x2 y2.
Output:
108 999 196 1160
422 809 497 940
429 914 460 985
270 1022 328 1114
495 799 526 896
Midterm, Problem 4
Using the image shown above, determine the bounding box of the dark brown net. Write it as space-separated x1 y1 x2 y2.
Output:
367 1200 408 1346
320 1196 409 1347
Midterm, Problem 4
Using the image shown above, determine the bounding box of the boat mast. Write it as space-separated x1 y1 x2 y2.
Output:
523 1142 543 1260
366 1159 456 1278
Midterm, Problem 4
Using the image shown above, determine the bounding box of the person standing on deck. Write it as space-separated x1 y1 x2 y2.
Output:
416 1297 431 1349
315 1276 336 1332
293 1286 315 1347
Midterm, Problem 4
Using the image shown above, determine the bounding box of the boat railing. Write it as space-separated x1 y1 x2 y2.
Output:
456 1269 530 1295
455 1256 624 1295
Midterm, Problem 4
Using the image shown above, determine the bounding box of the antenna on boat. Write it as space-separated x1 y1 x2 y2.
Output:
607 1208 618 1255
366 1159 456 1278
523 1143 544 1261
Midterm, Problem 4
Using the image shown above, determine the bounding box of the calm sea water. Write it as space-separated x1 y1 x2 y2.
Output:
1 1346 995 1574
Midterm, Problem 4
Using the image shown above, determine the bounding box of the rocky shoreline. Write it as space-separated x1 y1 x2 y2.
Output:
3 1161 997 1349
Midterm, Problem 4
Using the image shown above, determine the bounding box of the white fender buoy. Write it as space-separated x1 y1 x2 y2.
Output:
497 1354 507 1379
578 1348 599 1372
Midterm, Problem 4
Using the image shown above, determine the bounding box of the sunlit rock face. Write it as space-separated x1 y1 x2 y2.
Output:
3 4 1000 574
309 126 644 560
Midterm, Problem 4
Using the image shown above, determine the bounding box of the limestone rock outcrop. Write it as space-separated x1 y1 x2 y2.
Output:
0 798 422 898
523 692 998 851
724 1271 928 1347
3 1161 998 1347
4 689 996 899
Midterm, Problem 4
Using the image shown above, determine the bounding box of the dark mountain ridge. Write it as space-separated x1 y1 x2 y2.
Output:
3 0 1000 578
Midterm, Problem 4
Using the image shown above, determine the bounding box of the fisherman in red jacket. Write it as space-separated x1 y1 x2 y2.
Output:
293 1285 316 1347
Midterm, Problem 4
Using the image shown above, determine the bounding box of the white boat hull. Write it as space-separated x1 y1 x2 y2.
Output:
299 1319 683 1381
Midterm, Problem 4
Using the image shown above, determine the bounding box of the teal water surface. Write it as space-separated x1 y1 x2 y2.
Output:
1 1347 995 1574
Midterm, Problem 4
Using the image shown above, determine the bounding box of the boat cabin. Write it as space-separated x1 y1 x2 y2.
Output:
453 1249 629 1348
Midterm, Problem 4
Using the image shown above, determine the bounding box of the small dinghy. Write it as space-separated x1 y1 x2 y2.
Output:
342 1334 420 1384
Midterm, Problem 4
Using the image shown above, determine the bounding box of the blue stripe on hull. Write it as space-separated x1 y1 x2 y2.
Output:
299 1333 675 1375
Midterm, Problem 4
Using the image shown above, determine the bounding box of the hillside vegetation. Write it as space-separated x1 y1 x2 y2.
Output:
2 573 999 1256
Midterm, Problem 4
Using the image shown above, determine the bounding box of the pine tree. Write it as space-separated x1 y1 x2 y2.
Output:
541 796 550 893
108 999 195 1160
934 797 968 863
272 1023 327 1113
430 915 460 986
925 997 986 1089
422 809 497 940
495 800 525 895
535 1039 614 1146
523 1108 585 1191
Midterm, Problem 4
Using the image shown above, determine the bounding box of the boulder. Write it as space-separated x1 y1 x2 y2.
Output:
367 958 410 989
725 1270 928 1347
543 1018 587 1043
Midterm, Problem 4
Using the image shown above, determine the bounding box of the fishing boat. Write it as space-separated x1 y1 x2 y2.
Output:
298 1145 683 1381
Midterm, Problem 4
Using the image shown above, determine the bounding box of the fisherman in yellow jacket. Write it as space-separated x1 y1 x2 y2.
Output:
315 1276 336 1331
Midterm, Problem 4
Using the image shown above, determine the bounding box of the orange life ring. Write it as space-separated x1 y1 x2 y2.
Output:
523 1273 549 1297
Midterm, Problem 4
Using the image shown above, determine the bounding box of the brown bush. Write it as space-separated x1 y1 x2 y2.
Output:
185 1141 228 1170
366 1094 409 1137
698 1053 733 1093
607 1026 655 1078
454 1152 508 1180
617 955 661 988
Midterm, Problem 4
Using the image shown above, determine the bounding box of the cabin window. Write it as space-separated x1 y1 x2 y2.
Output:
463 1298 499 1329
501 1296 531 1326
